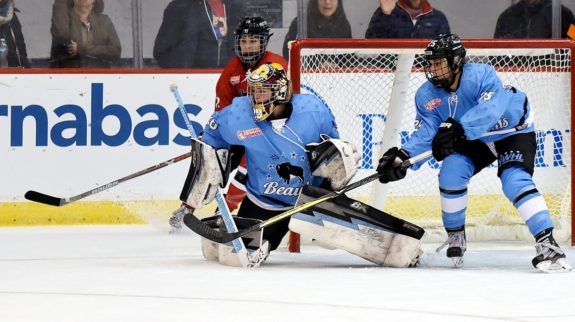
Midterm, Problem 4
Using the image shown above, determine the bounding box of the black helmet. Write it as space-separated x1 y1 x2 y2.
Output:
423 34 466 89
234 16 271 65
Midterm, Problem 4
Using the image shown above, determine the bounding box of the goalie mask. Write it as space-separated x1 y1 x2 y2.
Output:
234 16 271 65
247 63 292 121
423 34 466 89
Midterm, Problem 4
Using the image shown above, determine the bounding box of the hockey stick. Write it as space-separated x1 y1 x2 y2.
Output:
184 150 432 244
170 84 261 266
24 152 192 206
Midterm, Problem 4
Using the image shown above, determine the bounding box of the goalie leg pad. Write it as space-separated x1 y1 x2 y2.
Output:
179 140 228 208
218 240 270 267
200 215 222 261
290 186 425 267
200 214 271 267
290 212 422 267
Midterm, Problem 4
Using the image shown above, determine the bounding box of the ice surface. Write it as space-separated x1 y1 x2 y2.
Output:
0 226 573 322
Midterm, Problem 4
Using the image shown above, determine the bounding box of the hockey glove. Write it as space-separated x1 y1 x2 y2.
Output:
376 147 409 183
432 117 466 161
307 135 360 191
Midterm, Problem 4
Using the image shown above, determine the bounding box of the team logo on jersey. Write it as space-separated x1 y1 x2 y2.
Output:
479 91 495 102
237 127 263 140
230 75 241 85
425 98 442 111
275 162 304 184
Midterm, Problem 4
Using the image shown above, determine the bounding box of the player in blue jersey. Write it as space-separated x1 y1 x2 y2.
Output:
176 63 425 267
376 34 570 273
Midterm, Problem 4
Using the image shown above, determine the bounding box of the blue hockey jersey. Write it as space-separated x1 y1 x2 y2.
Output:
202 94 339 210
403 63 534 168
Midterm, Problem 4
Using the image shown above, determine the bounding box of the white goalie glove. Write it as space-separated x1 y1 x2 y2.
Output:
307 135 361 190
179 140 228 208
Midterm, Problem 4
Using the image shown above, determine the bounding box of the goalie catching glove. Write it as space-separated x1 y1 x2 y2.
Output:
307 135 360 190
179 140 228 208
376 147 410 183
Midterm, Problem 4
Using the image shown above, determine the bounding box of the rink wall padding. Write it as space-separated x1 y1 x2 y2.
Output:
0 200 217 226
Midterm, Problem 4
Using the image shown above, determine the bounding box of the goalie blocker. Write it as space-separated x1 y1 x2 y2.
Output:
289 186 425 267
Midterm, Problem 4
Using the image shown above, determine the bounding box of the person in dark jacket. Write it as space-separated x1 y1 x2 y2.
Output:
283 0 351 60
494 0 574 38
0 0 29 68
365 0 450 39
50 0 121 68
154 0 244 68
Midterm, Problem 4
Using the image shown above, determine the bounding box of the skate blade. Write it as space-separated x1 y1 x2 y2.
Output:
536 258 572 273
451 257 464 268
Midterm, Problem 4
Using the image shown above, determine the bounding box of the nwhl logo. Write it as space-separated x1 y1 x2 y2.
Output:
498 150 524 166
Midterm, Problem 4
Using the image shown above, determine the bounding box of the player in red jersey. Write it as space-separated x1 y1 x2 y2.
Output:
216 16 288 111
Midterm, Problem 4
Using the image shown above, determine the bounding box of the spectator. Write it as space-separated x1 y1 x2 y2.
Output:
283 0 351 60
494 0 574 38
0 0 29 68
365 0 450 39
154 0 244 68
50 0 121 68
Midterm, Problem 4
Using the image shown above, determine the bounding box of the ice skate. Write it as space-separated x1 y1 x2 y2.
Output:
436 226 466 268
532 228 571 273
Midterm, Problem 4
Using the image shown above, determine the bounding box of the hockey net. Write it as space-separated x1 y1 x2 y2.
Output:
288 39 573 246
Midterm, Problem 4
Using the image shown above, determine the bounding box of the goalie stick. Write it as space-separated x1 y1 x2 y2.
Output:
24 152 192 206
170 84 267 267
183 150 432 244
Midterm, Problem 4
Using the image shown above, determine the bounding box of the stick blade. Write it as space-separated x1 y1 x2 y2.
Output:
182 213 227 243
24 191 65 206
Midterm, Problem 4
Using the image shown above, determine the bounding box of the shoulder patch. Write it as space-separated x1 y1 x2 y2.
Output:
230 75 241 86
425 98 442 111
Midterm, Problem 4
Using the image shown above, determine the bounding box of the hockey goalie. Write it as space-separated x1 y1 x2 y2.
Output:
170 63 424 267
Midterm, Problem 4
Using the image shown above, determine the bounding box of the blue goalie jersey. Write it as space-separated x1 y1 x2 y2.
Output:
202 94 339 210
403 63 534 168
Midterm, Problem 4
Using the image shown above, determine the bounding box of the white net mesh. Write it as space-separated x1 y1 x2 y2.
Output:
294 40 572 242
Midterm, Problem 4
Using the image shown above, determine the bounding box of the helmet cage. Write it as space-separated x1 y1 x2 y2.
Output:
234 34 269 65
234 17 271 64
423 34 466 88
247 63 290 121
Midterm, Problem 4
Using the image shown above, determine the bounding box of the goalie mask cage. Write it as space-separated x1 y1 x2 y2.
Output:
288 39 574 247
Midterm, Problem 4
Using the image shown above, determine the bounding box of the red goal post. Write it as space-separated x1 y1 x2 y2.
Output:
288 38 574 249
